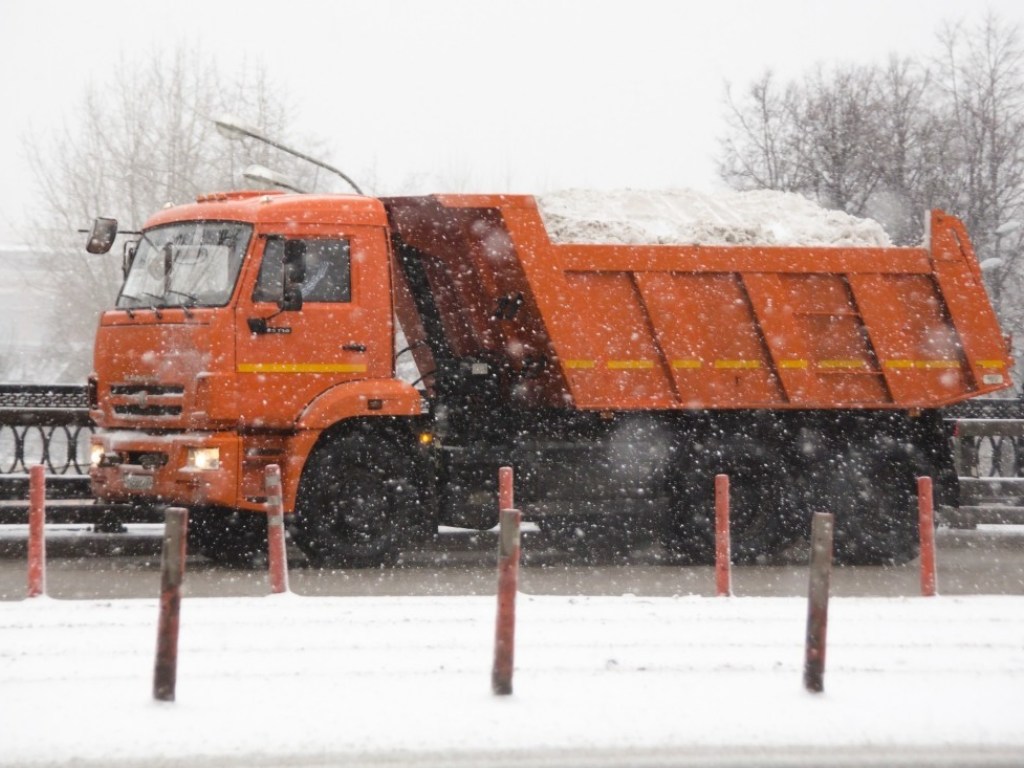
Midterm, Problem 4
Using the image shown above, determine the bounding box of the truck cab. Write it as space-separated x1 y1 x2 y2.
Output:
88 191 425 564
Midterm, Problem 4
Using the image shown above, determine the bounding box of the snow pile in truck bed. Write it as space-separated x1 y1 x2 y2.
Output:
537 188 892 247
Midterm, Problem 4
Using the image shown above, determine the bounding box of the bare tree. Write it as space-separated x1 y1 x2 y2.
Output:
795 64 887 216
717 13 1024 382
935 14 1024 319
861 57 948 243
721 65 895 218
20 45 328 383
719 71 805 192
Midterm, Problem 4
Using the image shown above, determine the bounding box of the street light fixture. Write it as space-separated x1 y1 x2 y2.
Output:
243 164 307 193
213 114 363 195
995 220 1022 238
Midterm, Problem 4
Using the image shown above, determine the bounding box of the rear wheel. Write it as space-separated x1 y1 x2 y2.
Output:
541 516 634 565
662 438 804 564
815 441 920 566
291 430 407 568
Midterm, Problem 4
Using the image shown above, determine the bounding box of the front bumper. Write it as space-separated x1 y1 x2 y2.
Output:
89 431 239 509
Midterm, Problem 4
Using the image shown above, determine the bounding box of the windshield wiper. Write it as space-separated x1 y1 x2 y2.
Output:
163 289 198 318
141 293 166 319
117 293 141 317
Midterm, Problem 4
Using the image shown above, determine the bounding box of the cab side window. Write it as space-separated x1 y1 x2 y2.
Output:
253 238 351 303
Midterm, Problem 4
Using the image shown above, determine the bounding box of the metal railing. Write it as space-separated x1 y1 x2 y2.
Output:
945 397 1024 480
0 384 91 413
0 384 92 493
0 422 94 475
944 397 1024 526
0 384 102 523
954 422 1024 479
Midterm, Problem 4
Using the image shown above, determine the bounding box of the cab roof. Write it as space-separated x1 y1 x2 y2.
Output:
143 191 388 230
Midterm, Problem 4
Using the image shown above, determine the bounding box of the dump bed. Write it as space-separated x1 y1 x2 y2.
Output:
384 195 1011 411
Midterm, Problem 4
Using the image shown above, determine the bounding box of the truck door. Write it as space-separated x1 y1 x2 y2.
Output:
234 229 392 427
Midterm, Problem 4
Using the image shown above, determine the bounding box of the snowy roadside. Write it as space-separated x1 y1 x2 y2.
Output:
2 592 1023 767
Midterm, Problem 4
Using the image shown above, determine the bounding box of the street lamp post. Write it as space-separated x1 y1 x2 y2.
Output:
214 115 363 195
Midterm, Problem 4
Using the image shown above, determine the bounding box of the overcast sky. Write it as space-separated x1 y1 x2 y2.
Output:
1 0 1022 245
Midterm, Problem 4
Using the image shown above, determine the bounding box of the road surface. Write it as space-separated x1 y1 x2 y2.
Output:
1 524 1022 601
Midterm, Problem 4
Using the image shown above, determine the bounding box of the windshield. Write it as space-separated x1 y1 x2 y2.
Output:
117 221 252 309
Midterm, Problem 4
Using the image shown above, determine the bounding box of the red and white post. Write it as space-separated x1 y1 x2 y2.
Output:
492 466 521 695
715 474 731 597
803 512 834 693
918 476 938 597
265 464 290 594
154 507 188 702
499 466 514 517
27 464 46 598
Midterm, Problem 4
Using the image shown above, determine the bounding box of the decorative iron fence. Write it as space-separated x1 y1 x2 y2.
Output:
955 424 1024 479
0 384 93 499
942 397 1024 526
946 397 1024 479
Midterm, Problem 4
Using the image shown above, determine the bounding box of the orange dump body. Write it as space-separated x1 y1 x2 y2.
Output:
386 195 1011 411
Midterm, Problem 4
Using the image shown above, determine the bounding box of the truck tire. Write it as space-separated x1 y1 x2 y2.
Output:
291 430 405 568
817 442 920 566
662 438 804 565
541 516 634 565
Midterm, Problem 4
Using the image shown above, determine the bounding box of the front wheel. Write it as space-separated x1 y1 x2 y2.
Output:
291 431 408 568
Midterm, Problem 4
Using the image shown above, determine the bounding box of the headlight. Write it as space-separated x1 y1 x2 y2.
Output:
186 447 220 470
89 443 105 468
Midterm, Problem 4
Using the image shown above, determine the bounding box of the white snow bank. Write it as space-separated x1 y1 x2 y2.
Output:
2 593 1022 766
537 188 892 247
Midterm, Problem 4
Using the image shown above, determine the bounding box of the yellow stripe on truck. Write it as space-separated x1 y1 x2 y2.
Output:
884 360 961 370
607 360 655 370
715 360 761 370
237 363 368 374
818 359 868 369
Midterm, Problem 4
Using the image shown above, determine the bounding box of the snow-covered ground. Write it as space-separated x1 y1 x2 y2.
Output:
2 589 1023 767
537 188 892 247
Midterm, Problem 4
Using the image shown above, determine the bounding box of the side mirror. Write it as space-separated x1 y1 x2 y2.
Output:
280 286 304 312
280 239 306 311
86 217 118 254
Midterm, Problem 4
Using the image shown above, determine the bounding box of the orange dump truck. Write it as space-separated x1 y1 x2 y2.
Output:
85 192 1011 566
